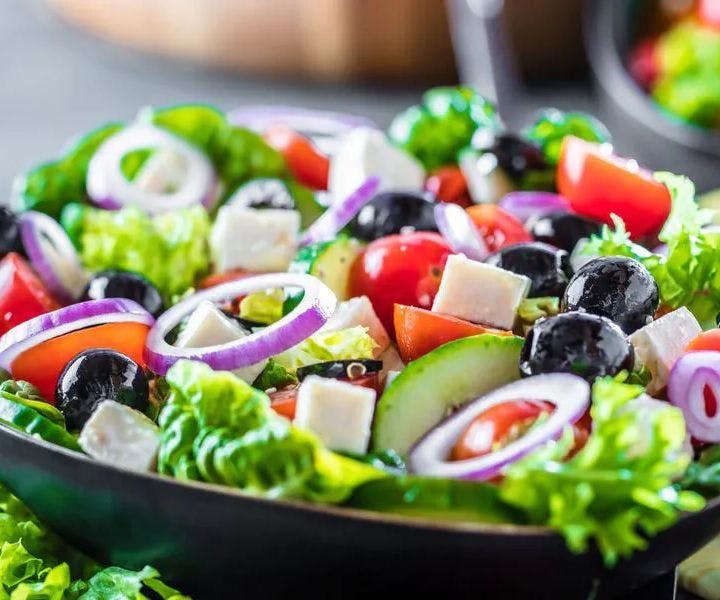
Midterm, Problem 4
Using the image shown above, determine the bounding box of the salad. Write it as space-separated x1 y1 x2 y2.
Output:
2 87 720 578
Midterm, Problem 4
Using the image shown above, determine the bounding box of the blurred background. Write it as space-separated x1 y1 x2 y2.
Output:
2 0 720 193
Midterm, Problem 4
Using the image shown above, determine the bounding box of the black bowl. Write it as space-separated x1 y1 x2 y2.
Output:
0 423 719 598
586 0 720 192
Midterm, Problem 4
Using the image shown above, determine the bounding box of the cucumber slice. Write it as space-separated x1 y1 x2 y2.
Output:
348 476 521 523
287 236 362 311
0 395 80 451
372 334 523 455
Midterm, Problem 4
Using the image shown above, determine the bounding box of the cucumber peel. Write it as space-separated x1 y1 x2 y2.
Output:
0 395 80 451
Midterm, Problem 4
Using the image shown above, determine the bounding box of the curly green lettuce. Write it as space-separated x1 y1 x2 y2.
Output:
74 204 210 301
273 326 376 372
499 376 703 566
157 360 384 502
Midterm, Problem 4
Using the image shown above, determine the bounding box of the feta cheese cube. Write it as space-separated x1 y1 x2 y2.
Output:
629 306 701 394
329 127 424 202
431 254 530 329
78 401 160 472
322 295 390 357
294 375 376 454
175 300 267 383
210 206 300 272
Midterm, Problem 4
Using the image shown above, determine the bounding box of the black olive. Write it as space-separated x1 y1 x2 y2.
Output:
471 130 547 181
529 211 602 253
296 359 383 382
486 242 570 297
81 270 164 318
229 178 295 211
0 207 24 256
56 349 149 430
348 190 437 241
519 312 634 381
561 257 658 334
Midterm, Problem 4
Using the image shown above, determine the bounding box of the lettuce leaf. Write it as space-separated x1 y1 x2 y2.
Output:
499 376 704 566
73 565 189 600
239 290 284 325
252 359 297 392
77 205 210 301
274 326 376 372
158 360 384 501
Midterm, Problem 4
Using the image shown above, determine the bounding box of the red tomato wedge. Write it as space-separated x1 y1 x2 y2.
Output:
198 269 257 289
557 136 671 238
393 304 512 363
0 253 59 336
263 125 329 190
10 322 150 403
465 205 531 252
685 329 720 352
425 166 472 207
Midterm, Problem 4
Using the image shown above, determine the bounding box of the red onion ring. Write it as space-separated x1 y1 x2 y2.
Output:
299 176 380 246
408 373 590 480
668 351 720 443
498 192 571 223
0 298 154 371
227 105 376 138
143 273 337 375
86 125 217 214
19 211 88 304
433 203 488 261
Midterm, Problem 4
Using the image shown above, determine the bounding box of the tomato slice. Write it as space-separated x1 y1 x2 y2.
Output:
0 253 59 336
700 0 720 29
198 269 256 289
685 329 720 352
557 136 671 238
465 205 531 252
263 125 329 190
425 166 472 208
393 304 511 363
10 322 150 403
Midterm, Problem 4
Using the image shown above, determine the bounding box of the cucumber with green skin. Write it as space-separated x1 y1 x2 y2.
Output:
348 476 522 523
372 334 524 456
0 394 80 451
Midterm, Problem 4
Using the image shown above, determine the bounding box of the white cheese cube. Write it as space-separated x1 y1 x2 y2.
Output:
210 206 300 272
460 151 514 205
135 148 187 194
431 254 530 329
322 296 390 357
78 401 160 472
175 300 267 384
294 375 376 454
629 306 701 394
328 127 424 202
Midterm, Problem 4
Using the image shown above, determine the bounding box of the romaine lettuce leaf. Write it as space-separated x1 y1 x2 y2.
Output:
499 376 704 566
252 359 297 392
274 326 376 372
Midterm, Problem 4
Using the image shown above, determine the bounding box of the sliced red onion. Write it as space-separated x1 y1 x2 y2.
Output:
433 203 488 261
408 373 590 480
299 177 380 246
498 192 571 223
86 125 217 214
668 351 720 443
144 273 336 375
19 211 88 304
0 298 154 371
227 105 376 138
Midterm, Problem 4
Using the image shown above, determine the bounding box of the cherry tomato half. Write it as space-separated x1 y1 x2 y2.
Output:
263 125 329 190
0 253 59 336
465 205 532 252
557 136 671 238
425 166 472 208
349 232 452 337
11 321 150 403
393 304 511 363
685 329 720 353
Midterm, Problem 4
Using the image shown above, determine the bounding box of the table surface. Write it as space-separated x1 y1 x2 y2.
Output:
0 1 707 599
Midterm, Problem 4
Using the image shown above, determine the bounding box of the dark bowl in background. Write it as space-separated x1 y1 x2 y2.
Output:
587 0 720 192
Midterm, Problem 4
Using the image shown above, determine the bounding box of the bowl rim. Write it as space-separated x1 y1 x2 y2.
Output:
586 0 720 157
3 421 719 541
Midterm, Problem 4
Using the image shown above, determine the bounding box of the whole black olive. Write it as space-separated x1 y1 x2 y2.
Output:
229 178 295 211
81 270 164 318
296 359 383 382
529 211 602 253
0 207 24 256
349 190 437 241
486 242 570 297
56 349 149 430
561 256 658 334
519 312 634 381
471 130 547 181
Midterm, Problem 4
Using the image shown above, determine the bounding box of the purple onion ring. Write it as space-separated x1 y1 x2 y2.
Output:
433 203 488 261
